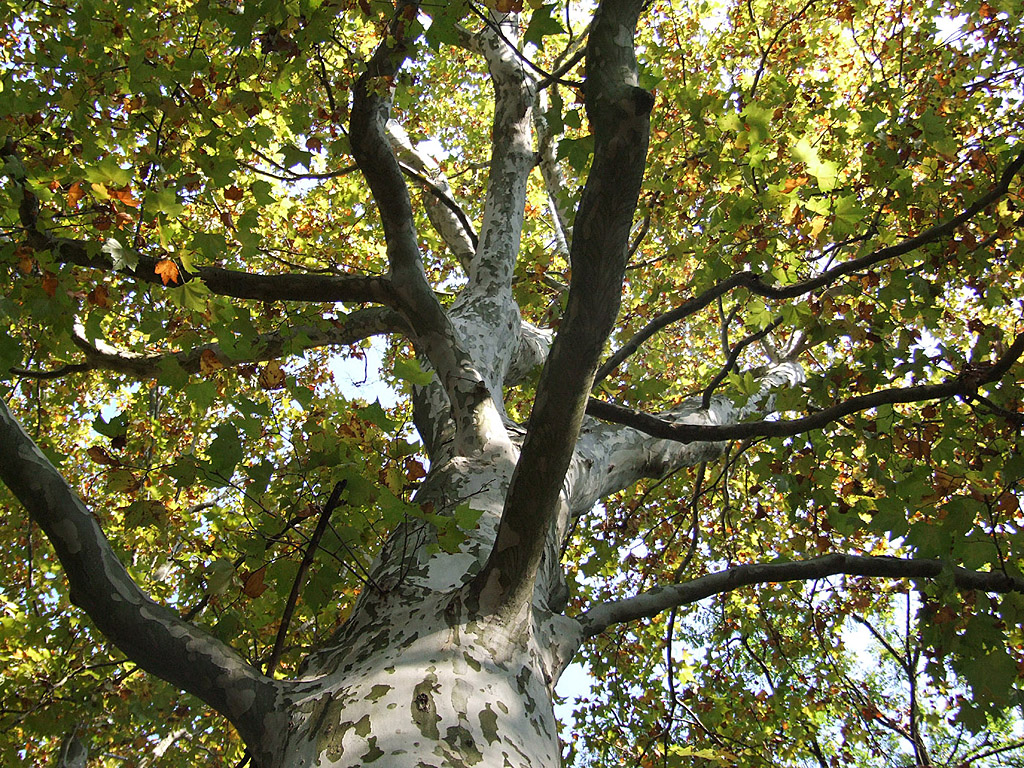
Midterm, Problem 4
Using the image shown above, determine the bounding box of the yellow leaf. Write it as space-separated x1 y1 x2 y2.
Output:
809 216 827 242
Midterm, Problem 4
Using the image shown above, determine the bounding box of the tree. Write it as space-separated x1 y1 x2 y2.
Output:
1 0 1023 764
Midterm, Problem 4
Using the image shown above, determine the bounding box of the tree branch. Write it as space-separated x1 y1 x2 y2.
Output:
29 232 396 305
10 308 407 381
579 553 1024 637
0 398 283 763
264 480 346 678
0 143 394 307
349 1 506 458
588 330 1024 443
596 147 1024 382
474 0 652 618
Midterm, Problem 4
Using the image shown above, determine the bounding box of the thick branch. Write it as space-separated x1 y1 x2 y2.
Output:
0 398 282 762
31 233 395 305
588 331 1024 443
471 12 537 294
596 147 1024 382
473 0 652 617
11 308 407 381
579 553 1024 637
386 120 478 267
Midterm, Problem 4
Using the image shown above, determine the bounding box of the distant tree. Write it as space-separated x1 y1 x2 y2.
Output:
1 0 1023 766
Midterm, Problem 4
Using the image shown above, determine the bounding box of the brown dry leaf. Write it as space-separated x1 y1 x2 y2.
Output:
67 181 85 209
88 284 110 308
200 349 224 375
41 272 58 297
155 259 180 285
87 446 120 466
258 360 286 389
242 567 268 598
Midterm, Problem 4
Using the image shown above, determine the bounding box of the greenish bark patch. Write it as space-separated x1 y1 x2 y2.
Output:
478 704 500 745
365 684 392 702
362 736 385 763
412 674 440 739
354 714 372 738
443 724 483 766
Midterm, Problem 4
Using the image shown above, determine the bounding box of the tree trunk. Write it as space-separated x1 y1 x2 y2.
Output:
260 456 579 768
276 592 567 767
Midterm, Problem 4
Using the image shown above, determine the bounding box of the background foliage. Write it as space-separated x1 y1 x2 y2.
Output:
2 0 1023 765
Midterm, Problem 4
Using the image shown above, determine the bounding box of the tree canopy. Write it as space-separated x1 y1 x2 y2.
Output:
1 0 1024 766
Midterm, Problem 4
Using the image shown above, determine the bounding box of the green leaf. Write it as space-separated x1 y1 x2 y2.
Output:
206 558 236 595
393 357 435 386
557 135 594 172
959 646 1015 708
357 400 400 431
207 423 243 478
102 236 138 271
523 5 564 47
167 279 212 312
92 411 129 438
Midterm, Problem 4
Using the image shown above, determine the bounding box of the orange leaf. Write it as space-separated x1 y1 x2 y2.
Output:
110 185 140 208
16 246 35 274
155 259 180 285
780 176 809 193
67 181 85 209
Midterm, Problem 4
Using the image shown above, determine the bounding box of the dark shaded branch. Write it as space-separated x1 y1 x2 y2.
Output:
264 481 346 678
701 317 784 409
473 0 652 617
596 147 1024 382
0 142 393 307
579 553 1024 637
0 398 282 763
41 234 394 304
588 330 1024 443
10 308 408 381
398 161 479 250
